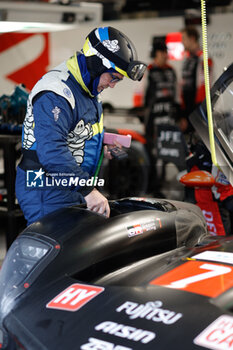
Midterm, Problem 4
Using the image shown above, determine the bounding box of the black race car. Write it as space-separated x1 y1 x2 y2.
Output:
0 63 232 350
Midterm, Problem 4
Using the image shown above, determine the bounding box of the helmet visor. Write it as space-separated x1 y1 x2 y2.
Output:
127 61 147 81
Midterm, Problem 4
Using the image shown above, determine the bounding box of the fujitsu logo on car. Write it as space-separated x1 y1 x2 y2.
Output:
116 300 182 324
95 321 156 344
46 283 104 312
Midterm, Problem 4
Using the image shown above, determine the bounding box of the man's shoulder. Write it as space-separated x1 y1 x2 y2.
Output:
164 63 176 72
31 62 76 109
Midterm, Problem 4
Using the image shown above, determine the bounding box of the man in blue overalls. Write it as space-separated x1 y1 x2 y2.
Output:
16 26 147 225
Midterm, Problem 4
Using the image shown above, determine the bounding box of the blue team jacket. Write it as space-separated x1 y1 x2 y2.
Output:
16 55 104 225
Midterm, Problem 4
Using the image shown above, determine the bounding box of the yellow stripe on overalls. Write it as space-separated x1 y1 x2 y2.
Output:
92 113 104 136
67 54 104 137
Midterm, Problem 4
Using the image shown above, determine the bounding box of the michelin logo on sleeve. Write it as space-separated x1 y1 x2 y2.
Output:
26 169 104 188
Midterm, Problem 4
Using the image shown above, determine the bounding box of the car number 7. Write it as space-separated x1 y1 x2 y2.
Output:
170 263 232 289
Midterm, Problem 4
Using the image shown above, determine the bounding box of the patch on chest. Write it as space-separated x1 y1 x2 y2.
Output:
67 119 93 165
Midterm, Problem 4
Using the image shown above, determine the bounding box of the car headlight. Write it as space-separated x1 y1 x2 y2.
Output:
0 235 60 349
0 236 52 321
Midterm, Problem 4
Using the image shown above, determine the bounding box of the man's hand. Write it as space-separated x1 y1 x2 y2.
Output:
104 142 122 160
103 144 113 160
84 188 110 218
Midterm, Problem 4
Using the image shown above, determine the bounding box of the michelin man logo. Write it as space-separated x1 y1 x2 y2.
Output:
67 119 93 165
87 36 119 70
23 100 36 150
52 106 61 122
102 39 120 53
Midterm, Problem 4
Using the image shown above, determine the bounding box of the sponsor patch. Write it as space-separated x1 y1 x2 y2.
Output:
194 315 233 349
46 283 104 312
150 261 233 297
63 87 72 98
192 251 233 265
127 219 159 237
127 224 143 237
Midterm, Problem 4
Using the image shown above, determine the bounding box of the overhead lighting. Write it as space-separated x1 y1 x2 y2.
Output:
0 1 103 33
0 21 78 33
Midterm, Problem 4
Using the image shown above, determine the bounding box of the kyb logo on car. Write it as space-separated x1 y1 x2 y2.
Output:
46 283 104 311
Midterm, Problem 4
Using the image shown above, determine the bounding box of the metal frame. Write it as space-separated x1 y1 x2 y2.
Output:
0 1 103 26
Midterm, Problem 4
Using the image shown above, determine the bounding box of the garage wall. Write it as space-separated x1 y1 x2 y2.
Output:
0 12 232 108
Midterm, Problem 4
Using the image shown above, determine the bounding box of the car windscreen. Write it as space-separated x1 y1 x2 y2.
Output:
189 63 233 185
213 81 233 151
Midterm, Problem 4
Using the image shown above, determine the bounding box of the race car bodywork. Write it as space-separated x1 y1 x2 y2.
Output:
0 198 219 349
0 64 233 350
0 198 232 350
